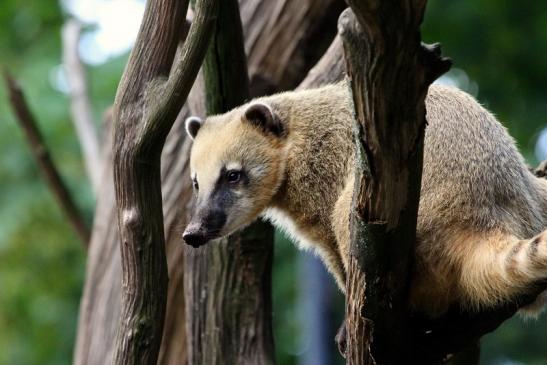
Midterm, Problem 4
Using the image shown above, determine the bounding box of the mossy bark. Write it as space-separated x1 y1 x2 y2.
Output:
339 2 451 363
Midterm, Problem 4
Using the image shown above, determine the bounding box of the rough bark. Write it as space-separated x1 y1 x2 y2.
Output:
74 1 345 364
73 112 120 363
339 1 451 364
240 0 345 92
184 222 275 365
3 72 90 246
111 0 217 363
73 94 202 365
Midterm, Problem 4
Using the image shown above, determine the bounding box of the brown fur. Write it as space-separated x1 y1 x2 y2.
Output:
186 82 547 317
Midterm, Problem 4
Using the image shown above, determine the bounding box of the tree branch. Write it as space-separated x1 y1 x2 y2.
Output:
62 19 102 194
3 72 90 247
111 0 217 363
339 2 451 363
116 0 217 151
296 34 344 91
409 279 547 363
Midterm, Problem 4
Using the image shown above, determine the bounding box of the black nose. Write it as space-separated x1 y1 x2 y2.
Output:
182 231 206 248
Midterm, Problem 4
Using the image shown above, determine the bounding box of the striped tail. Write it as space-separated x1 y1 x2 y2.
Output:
459 230 547 314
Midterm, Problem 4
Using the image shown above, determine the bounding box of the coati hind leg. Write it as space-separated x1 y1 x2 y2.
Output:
457 230 547 312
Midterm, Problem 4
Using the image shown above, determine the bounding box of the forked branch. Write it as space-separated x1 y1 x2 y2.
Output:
111 0 217 363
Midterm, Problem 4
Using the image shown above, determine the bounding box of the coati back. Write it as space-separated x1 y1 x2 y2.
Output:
183 82 547 317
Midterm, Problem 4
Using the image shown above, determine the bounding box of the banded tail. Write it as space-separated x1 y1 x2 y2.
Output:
459 230 547 314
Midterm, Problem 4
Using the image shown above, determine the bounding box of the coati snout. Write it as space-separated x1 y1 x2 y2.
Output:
183 186 230 247
182 212 225 247
181 224 208 248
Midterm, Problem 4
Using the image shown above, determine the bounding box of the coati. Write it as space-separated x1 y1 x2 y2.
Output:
182 82 547 317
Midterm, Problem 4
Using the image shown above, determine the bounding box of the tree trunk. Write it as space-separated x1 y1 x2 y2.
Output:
111 0 218 362
338 3 547 364
73 1 345 364
340 1 450 364
182 1 275 364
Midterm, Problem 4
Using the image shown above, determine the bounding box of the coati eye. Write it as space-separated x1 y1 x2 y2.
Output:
192 179 199 190
226 170 242 183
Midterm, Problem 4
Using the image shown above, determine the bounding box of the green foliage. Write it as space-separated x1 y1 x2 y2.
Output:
0 205 83 365
423 0 547 161
481 315 547 365
0 2 84 362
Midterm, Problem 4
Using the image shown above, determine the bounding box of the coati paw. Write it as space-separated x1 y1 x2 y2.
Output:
335 320 347 359
528 232 547 270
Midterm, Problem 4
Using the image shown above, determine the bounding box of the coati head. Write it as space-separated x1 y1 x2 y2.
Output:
182 102 286 247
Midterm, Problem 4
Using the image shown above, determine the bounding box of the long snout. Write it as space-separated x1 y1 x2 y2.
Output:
182 208 226 248
182 222 209 248
183 191 228 248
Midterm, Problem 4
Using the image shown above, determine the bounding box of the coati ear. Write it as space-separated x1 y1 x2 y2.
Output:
185 116 203 140
243 102 284 137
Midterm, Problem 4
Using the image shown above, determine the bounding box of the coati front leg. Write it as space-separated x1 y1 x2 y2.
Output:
330 178 353 358
331 176 353 274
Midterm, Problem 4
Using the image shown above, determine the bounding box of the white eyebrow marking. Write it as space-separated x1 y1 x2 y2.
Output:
226 162 242 171
249 165 266 177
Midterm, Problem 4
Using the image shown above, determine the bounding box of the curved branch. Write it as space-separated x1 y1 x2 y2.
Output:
62 19 102 194
3 71 90 247
242 0 346 90
111 0 217 363
141 0 218 147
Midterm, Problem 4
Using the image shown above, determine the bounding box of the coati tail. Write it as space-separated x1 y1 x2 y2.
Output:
459 230 547 312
